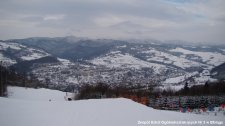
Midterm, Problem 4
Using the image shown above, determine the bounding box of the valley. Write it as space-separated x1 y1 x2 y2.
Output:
1 37 225 91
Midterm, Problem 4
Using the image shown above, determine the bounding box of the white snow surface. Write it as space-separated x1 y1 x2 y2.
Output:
143 49 204 69
141 48 205 69
194 75 218 84
160 84 185 91
0 42 25 50
66 77 79 84
0 41 50 61
163 70 218 86
0 86 224 126
117 45 127 48
163 72 198 84
163 75 187 84
7 86 73 101
91 52 166 73
0 53 17 66
20 48 50 61
170 47 225 66
57 58 74 66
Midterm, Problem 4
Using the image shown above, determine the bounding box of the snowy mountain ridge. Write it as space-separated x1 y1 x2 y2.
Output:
0 41 50 66
0 37 225 90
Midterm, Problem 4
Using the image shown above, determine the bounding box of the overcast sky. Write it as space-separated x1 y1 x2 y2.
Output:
0 0 225 43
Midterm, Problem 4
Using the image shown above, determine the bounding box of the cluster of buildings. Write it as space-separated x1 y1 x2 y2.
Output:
30 62 165 91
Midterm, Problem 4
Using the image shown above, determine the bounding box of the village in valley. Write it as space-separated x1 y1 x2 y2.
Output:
0 39 225 117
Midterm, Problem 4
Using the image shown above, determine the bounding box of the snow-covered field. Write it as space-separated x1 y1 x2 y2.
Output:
0 86 224 126
91 51 166 73
143 49 204 69
0 41 50 62
0 42 25 50
163 72 198 84
170 47 225 67
19 47 50 61
0 53 17 66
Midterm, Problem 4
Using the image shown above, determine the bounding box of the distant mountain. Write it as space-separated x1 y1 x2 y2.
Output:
7 37 128 61
11 56 59 73
0 36 225 90
0 41 50 66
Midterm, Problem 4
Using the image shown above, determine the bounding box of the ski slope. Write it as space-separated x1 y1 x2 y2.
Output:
7 86 73 101
0 86 224 126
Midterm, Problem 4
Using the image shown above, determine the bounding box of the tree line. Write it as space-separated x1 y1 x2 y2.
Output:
75 83 153 100
163 81 225 96
0 64 46 97
75 80 225 100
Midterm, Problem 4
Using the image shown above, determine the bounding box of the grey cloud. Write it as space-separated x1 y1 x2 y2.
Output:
20 16 44 22
0 0 225 43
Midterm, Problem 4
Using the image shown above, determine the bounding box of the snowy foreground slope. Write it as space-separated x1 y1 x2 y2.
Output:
7 86 73 101
0 87 224 126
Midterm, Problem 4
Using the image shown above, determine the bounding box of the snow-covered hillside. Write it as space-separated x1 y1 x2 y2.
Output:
170 47 225 67
89 45 225 88
163 72 198 84
0 86 224 126
1 38 225 89
0 53 16 66
142 49 206 69
0 42 50 66
91 51 167 74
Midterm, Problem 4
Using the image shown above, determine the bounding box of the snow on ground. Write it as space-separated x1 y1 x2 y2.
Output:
20 48 50 61
0 98 224 126
163 72 198 84
0 42 20 66
91 51 166 73
0 86 224 126
170 47 225 66
66 77 79 84
57 58 74 66
163 75 187 84
117 45 127 48
143 49 204 69
0 41 50 61
161 72 199 91
194 75 218 85
20 53 48 60
7 86 73 101
160 84 185 91
0 42 25 50
162 70 218 86
0 53 17 66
